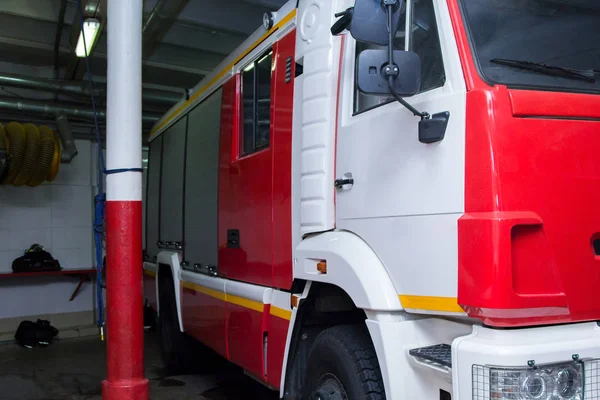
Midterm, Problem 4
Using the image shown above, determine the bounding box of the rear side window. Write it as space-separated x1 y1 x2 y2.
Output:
241 50 273 155
354 0 446 114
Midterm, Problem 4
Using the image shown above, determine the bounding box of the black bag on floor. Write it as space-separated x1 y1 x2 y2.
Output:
15 319 59 348
12 244 61 273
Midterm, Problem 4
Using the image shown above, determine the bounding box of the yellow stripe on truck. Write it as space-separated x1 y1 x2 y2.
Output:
270 305 292 321
226 294 264 313
150 9 297 138
399 294 465 313
181 281 264 312
182 281 227 301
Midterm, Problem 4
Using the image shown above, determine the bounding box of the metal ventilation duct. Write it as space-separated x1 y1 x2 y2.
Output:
0 73 183 106
0 96 161 124
55 114 78 163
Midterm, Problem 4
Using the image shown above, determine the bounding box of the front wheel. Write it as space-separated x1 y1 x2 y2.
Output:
303 325 386 400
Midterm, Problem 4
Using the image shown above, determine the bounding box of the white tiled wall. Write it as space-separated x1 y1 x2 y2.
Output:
0 140 96 319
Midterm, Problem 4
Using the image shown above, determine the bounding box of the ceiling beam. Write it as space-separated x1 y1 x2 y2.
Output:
0 0 77 23
142 0 190 59
0 36 204 88
175 0 276 35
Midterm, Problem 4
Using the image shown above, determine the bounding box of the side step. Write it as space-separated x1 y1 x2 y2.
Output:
409 344 452 368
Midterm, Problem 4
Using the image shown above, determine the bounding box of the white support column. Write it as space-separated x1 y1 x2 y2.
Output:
102 0 149 399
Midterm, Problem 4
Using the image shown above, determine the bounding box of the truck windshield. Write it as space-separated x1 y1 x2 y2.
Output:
460 0 600 94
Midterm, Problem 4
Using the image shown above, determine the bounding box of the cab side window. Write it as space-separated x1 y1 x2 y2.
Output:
354 0 446 114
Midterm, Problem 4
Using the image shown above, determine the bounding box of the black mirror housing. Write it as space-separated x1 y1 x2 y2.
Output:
419 112 450 144
357 49 421 97
350 0 404 46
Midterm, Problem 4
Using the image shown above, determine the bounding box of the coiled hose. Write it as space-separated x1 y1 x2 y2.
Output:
47 130 61 182
2 122 26 184
28 125 56 187
13 123 41 186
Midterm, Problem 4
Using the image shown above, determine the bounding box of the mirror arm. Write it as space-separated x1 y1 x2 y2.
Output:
387 76 430 119
382 0 430 120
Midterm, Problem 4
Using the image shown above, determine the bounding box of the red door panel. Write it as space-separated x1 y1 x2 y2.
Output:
226 303 266 379
271 30 296 290
222 148 274 286
181 283 227 357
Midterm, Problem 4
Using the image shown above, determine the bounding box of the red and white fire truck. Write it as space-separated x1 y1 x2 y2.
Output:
143 0 600 398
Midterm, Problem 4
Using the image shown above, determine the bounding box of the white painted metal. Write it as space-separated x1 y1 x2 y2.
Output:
156 251 184 332
106 0 142 202
366 315 472 399
270 289 292 312
278 281 312 398
294 230 402 311
180 269 226 294
335 0 467 306
295 0 351 235
452 322 600 399
225 279 272 304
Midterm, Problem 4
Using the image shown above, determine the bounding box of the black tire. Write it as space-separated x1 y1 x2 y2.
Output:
143 302 157 332
157 272 193 375
303 325 385 400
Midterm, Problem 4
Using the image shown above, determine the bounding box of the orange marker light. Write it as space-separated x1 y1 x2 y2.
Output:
317 260 327 274
291 295 300 309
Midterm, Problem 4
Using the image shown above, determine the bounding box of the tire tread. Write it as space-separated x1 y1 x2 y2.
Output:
307 324 386 399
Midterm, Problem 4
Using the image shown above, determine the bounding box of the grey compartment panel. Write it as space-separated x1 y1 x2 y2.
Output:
184 88 223 267
146 137 162 257
160 116 187 243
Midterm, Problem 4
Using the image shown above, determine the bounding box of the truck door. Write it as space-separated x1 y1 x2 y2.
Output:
218 29 296 381
335 0 468 307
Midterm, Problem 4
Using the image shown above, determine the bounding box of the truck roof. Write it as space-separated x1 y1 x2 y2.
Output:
149 0 297 141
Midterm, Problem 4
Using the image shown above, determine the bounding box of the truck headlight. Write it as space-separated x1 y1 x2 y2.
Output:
473 362 583 400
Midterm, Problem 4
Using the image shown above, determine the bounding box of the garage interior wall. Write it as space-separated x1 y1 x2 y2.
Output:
0 140 148 341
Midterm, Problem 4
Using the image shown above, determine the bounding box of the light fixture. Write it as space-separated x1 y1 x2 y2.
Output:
263 12 274 30
75 18 101 58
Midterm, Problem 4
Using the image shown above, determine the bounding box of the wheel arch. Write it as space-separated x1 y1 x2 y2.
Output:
281 231 403 397
156 251 184 332
294 230 402 311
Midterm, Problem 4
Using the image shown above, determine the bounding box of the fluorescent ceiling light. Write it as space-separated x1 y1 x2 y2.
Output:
75 18 101 58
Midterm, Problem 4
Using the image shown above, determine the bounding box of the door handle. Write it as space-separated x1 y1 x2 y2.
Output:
227 229 240 248
335 173 354 190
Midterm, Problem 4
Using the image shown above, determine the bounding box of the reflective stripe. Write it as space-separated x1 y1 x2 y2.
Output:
270 305 292 321
181 280 264 312
227 294 264 313
399 294 465 313
144 270 156 278
182 281 226 301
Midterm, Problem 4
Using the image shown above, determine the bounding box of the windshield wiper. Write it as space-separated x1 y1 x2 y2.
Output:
490 58 599 83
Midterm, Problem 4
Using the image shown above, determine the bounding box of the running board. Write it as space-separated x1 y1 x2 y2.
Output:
409 344 452 368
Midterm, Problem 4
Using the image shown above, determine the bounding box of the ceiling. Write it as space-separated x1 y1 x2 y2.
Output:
0 0 288 137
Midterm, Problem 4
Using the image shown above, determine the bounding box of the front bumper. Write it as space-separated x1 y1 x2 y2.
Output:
452 322 600 399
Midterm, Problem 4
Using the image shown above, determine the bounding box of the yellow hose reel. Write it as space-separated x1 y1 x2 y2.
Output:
0 121 61 187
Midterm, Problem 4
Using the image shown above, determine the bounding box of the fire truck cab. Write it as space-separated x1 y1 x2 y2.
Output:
143 0 600 398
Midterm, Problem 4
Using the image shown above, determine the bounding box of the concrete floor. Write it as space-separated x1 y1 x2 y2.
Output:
0 332 278 400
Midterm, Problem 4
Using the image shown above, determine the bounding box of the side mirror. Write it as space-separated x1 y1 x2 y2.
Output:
350 0 404 46
357 49 421 97
419 112 450 144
